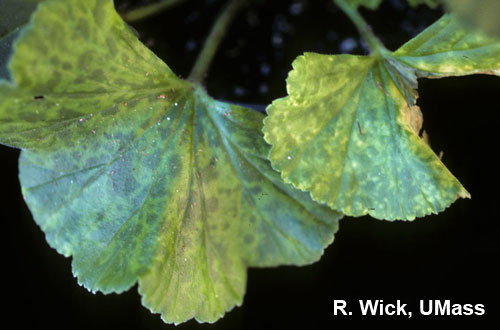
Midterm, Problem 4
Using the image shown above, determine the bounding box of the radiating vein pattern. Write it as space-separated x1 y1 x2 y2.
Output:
263 15 500 221
0 0 342 325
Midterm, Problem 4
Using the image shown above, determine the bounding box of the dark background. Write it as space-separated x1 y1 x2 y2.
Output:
1 0 498 328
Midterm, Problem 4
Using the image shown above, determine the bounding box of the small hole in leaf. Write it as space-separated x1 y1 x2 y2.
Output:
33 95 45 100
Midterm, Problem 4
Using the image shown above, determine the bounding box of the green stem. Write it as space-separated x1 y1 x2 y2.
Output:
334 0 389 56
121 0 190 23
188 0 247 83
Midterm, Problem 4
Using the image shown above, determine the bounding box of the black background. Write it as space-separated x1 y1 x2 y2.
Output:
1 0 499 328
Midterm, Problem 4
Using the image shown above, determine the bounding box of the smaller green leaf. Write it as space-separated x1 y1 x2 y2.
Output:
264 52 469 220
264 14 500 221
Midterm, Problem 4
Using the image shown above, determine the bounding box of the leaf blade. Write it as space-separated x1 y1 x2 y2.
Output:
394 14 500 77
5 0 342 324
263 51 470 220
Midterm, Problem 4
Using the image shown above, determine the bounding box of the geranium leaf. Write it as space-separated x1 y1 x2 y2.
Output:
20 87 340 323
0 0 341 324
263 14 500 220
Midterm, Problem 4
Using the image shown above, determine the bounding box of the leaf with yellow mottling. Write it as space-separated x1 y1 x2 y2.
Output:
264 14 500 220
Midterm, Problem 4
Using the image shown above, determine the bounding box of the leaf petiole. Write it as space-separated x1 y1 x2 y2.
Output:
188 0 247 84
121 0 191 23
334 0 389 56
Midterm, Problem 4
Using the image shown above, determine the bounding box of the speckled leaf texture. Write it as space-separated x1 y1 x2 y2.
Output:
264 14 500 221
0 0 341 324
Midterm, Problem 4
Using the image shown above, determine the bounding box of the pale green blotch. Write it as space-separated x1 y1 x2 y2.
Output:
1 0 341 325
263 14 500 220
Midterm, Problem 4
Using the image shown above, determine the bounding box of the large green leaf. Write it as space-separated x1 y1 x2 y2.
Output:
264 14 500 220
0 0 341 324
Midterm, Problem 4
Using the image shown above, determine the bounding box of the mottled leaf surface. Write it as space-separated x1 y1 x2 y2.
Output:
0 0 187 149
20 87 340 323
264 14 500 220
0 0 341 325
